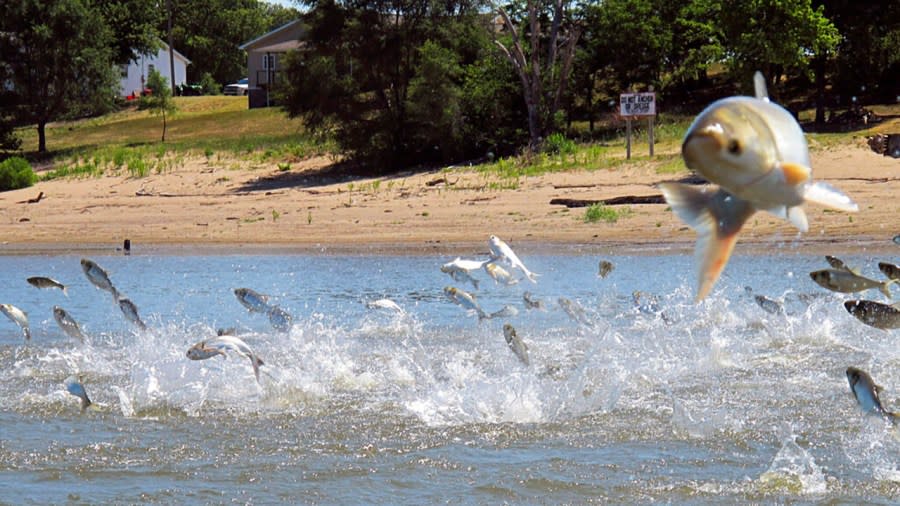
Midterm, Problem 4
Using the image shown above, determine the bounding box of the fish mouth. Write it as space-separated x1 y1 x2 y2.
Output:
682 125 725 169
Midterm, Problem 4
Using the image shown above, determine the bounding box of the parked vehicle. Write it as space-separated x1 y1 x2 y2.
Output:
224 78 249 96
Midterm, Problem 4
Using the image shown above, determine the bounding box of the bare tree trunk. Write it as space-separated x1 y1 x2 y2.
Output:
37 121 47 153
495 1 581 152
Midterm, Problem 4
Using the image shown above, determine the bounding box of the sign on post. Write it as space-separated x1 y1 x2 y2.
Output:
619 92 657 159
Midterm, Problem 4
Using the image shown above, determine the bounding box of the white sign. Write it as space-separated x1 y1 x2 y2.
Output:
620 92 656 116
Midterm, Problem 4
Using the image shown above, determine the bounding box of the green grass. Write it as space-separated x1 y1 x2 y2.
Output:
583 203 632 224
13 96 334 172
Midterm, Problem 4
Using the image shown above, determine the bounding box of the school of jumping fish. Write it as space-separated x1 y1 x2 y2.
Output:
1 72 898 426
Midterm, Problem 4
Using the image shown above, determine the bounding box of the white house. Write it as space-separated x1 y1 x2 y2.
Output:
119 40 191 97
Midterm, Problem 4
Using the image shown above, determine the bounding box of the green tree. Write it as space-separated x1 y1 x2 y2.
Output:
280 0 489 171
143 68 177 142
166 0 301 85
97 0 163 65
715 0 839 95
0 0 119 153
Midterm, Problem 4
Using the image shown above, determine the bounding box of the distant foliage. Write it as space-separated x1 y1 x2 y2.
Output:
0 157 37 191
199 72 221 95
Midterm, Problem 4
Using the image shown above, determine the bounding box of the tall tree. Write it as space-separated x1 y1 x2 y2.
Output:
0 0 119 153
494 0 581 151
715 0 839 95
281 0 489 171
96 0 163 65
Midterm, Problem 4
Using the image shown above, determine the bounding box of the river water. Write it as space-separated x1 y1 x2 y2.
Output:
1 248 899 504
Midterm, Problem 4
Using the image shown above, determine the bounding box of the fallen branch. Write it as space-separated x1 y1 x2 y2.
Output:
550 194 666 208
17 191 44 204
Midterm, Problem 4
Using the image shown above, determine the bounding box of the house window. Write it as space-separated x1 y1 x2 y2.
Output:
262 54 276 71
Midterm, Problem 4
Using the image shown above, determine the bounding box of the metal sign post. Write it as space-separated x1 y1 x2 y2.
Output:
619 91 656 159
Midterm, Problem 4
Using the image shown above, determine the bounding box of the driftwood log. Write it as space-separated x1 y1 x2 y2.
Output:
550 194 666 208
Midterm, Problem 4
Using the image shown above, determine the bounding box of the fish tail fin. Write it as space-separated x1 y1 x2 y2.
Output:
81 394 92 412
659 183 756 302
472 278 480 290
63 287 69 297
526 271 539 284
24 327 31 340
881 279 897 299
803 181 859 213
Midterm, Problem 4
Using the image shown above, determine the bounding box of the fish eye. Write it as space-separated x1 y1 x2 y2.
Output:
727 139 742 155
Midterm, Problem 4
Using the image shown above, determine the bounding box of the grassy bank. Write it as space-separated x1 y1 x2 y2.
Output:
10 95 898 183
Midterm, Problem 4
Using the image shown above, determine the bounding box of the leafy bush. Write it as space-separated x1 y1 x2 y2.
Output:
544 132 577 155
0 156 37 191
199 72 221 95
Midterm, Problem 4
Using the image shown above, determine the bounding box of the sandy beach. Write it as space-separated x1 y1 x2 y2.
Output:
0 142 897 255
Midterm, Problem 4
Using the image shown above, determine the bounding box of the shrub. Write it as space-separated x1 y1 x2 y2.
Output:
0 156 37 191
544 132 576 155
199 72 221 95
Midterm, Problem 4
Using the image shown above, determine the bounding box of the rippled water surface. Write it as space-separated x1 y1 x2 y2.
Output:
2 249 900 504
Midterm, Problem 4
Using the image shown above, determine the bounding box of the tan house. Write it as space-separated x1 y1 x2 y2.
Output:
239 19 305 107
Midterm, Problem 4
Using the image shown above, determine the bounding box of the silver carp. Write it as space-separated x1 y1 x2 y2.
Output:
81 258 119 301
659 72 857 301
502 323 529 366
0 303 30 340
64 374 92 412
27 276 68 296
488 235 538 283
53 306 86 342
187 335 265 383
846 366 898 424
844 300 900 330
117 296 147 330
810 269 895 298
444 286 488 320
234 287 271 313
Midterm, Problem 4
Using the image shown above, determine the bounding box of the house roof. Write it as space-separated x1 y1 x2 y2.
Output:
239 19 304 51
253 40 304 53
157 39 192 65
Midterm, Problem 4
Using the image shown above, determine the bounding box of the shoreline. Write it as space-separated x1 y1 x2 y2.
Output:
0 145 896 257
0 235 895 257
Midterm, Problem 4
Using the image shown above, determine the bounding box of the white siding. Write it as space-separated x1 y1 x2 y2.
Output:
119 42 190 97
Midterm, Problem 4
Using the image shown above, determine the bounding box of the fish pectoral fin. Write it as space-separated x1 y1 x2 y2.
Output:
786 206 809 233
659 183 756 302
803 181 859 213
778 162 811 186
753 71 769 101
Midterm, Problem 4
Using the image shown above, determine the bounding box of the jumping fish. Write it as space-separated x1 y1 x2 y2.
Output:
489 304 519 319
879 262 900 281
64 374 92 412
27 276 68 296
597 260 614 278
846 366 898 424
444 286 488 320
754 294 785 316
825 255 861 275
658 72 857 301
267 305 293 332
80 258 119 301
558 297 592 327
0 303 30 340
365 298 405 313
523 291 546 311
234 288 271 313
187 335 265 382
502 323 529 366
117 296 147 330
53 306 86 342
844 300 900 330
809 269 895 298
484 262 518 286
440 260 481 290
488 235 538 283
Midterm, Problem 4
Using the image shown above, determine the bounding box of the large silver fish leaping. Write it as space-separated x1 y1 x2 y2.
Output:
186 335 265 383
488 235 538 283
234 288 271 313
81 258 119 301
53 306 87 342
659 72 858 301
64 374 93 412
846 366 898 424
0 303 30 340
